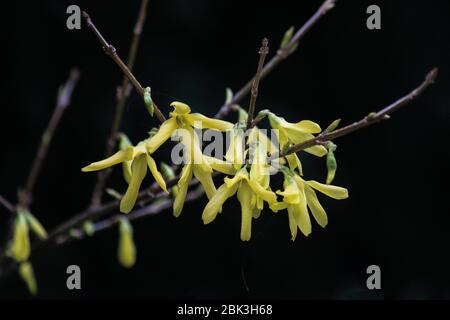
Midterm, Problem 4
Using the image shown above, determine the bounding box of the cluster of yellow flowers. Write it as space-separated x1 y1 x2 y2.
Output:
82 102 348 241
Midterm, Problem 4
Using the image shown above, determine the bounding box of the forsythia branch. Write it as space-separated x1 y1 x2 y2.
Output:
82 10 167 123
90 0 150 209
276 68 438 158
215 0 336 119
246 38 269 129
20 68 80 208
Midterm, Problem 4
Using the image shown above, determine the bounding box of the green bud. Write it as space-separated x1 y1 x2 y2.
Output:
143 87 154 117
238 107 248 123
106 188 123 200
19 262 37 296
280 26 294 49
254 109 271 124
118 217 136 268
160 162 175 180
24 210 47 240
83 221 95 237
326 143 337 184
324 119 341 133
225 88 233 104
367 112 377 120
118 133 132 150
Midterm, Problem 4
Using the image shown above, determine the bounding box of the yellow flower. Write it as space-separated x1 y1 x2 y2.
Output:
146 101 234 153
202 166 276 241
173 125 236 217
271 168 348 240
268 112 327 174
82 139 167 213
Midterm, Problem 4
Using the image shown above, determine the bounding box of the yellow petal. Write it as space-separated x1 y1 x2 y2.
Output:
122 161 132 184
193 165 217 200
237 181 254 241
82 148 133 172
291 202 311 237
276 179 300 204
304 184 328 228
305 180 349 200
287 208 298 241
170 101 191 115
146 117 178 153
269 201 288 212
204 156 236 175
284 119 322 134
224 168 247 188
253 207 262 219
120 155 147 213
286 153 303 176
146 154 168 193
225 129 244 170
118 218 136 268
186 113 234 131
247 179 277 204
202 182 239 224
173 164 193 217
305 144 328 157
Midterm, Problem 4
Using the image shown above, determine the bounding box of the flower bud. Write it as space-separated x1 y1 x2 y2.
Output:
326 142 337 184
19 262 37 296
118 217 136 268
11 211 30 262
143 87 154 117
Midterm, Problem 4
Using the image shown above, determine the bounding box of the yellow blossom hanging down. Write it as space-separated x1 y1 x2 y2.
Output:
271 167 348 240
202 160 277 241
82 138 167 213
172 125 236 217
146 101 234 153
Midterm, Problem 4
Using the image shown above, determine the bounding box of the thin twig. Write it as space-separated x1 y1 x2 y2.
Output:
82 10 166 123
0 195 14 213
56 186 205 244
215 0 336 119
90 0 150 209
273 68 438 159
19 68 80 208
246 38 269 129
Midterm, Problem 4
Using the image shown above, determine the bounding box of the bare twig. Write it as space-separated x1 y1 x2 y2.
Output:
215 0 336 119
90 0 150 209
82 10 166 123
246 38 269 129
0 195 14 213
273 68 438 159
19 68 80 208
56 186 205 244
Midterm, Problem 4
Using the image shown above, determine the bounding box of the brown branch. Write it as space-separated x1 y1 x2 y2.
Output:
274 68 438 159
246 38 269 129
56 186 205 244
0 195 14 213
90 0 150 209
19 68 80 208
82 10 166 123
215 0 336 119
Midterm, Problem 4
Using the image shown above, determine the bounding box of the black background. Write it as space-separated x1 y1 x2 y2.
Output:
1 0 449 299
